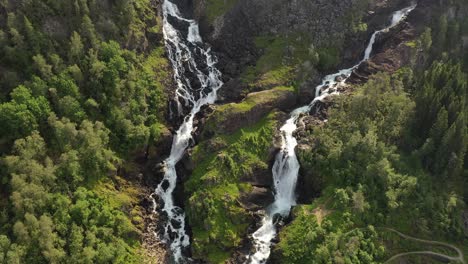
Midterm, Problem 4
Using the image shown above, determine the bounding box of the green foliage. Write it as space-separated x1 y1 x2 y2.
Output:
204 0 239 23
419 28 433 52
345 0 369 34
0 102 38 142
282 60 467 262
186 113 277 263
278 211 385 263
206 86 294 133
300 75 414 205
0 0 170 154
317 47 340 71
242 35 320 92
410 62 467 179
1 129 140 263
0 0 169 262
435 15 448 51
0 85 51 142
429 10 466 60
69 31 84 63
242 34 341 93
299 73 417 212
32 54 53 80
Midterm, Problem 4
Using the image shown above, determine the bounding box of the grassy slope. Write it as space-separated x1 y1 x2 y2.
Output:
204 0 239 23
186 111 279 263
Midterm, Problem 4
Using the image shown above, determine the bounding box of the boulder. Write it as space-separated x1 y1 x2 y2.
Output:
240 165 273 187
239 187 274 211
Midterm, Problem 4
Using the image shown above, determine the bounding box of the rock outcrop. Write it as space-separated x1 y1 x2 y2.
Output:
239 186 275 211
194 0 409 78
349 21 417 84
203 86 296 135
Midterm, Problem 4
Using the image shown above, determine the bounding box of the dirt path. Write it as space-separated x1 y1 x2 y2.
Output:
381 227 466 264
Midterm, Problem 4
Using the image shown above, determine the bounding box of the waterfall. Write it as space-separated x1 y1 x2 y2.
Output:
246 5 416 264
151 0 223 263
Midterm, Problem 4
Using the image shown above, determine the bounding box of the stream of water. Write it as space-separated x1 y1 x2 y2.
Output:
151 0 223 262
246 5 416 264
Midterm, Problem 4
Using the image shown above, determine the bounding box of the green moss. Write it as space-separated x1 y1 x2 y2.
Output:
93 176 144 245
194 244 232 264
188 184 249 252
205 0 239 23
142 47 171 122
205 86 294 133
186 112 278 263
405 40 418 48
225 85 293 110
241 34 342 95
94 176 140 210
254 35 318 66
317 46 340 71
242 35 320 91
252 66 295 89
353 22 368 32
187 111 277 191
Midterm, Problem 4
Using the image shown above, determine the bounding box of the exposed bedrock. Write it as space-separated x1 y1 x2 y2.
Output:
202 87 296 135
193 0 409 78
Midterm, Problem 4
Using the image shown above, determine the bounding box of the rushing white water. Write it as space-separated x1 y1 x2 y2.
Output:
152 0 223 263
247 5 416 264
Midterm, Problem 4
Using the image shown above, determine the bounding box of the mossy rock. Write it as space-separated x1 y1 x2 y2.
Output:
203 0 239 23
204 86 296 135
241 34 321 91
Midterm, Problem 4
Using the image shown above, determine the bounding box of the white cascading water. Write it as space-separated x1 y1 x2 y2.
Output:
151 0 223 263
247 5 416 264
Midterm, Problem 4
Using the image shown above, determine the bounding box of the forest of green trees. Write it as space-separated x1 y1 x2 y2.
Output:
274 6 468 263
0 0 169 263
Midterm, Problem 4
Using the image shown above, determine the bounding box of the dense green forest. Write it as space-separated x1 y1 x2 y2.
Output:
0 0 169 263
273 7 468 263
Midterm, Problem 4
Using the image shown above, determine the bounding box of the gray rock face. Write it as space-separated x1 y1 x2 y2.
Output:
195 0 358 77
239 186 274 211
205 87 297 135
197 0 408 76
191 0 410 104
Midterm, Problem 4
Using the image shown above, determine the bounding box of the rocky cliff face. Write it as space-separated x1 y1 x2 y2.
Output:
187 0 417 112
194 0 408 77
196 0 356 77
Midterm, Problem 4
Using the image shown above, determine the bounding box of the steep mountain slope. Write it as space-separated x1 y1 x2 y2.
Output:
176 0 468 263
